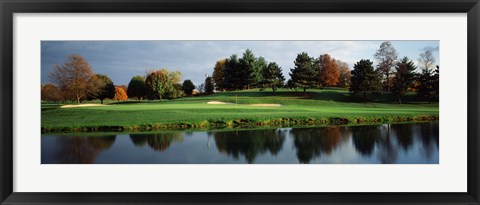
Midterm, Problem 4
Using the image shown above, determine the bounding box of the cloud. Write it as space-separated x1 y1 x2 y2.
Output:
41 40 438 86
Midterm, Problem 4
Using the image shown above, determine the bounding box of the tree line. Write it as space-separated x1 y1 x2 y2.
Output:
286 52 352 93
210 42 438 103
212 49 286 92
42 41 439 104
43 54 128 104
211 49 354 93
350 42 439 103
41 54 214 103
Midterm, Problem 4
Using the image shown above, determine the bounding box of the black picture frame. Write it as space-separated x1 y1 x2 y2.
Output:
1 0 479 204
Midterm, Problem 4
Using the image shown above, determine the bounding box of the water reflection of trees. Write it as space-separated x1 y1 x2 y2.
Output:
418 122 439 159
351 124 408 163
351 126 381 156
53 135 116 164
378 122 439 163
391 124 414 151
214 129 285 163
376 124 399 164
129 133 183 151
350 122 439 163
290 127 344 164
129 134 149 147
48 122 438 164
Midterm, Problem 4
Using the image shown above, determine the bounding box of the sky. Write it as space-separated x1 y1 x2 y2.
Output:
41 40 439 86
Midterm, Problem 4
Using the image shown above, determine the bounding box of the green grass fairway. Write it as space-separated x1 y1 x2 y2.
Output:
41 88 439 133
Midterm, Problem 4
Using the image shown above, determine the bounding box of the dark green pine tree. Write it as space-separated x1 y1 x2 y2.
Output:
350 59 382 98
289 52 318 93
261 62 285 92
204 76 215 95
416 50 437 103
255 57 268 87
239 49 260 89
392 57 417 103
416 66 435 103
223 54 243 90
432 65 439 101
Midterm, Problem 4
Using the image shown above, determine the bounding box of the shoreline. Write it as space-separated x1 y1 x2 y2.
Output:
41 115 439 134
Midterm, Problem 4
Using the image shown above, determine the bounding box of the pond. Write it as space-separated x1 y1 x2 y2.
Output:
41 121 439 164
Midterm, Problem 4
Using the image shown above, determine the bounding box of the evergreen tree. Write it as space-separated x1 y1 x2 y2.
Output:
416 50 437 103
255 57 268 87
204 76 214 95
392 57 417 103
223 54 243 90
350 59 382 98
239 49 260 89
286 79 295 90
416 68 434 102
289 52 317 93
261 62 285 92
432 65 439 101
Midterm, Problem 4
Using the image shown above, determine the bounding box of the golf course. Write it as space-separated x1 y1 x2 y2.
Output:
40 41 441 164
41 88 439 133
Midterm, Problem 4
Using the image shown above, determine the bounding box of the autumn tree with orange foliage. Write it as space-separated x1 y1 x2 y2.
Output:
41 83 62 102
336 60 351 88
49 54 99 103
317 54 339 87
113 86 128 101
212 59 227 91
119 85 128 93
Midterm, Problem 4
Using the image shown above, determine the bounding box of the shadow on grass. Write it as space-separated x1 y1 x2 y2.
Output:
348 92 437 104
41 104 63 111
214 89 356 103
56 88 437 106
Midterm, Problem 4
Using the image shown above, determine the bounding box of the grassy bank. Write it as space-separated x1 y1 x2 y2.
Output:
41 88 439 133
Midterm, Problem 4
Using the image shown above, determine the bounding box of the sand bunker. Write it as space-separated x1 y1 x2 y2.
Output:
207 101 233 105
207 101 281 107
61 104 110 108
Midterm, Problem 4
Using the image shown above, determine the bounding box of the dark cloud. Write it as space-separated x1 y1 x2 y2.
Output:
42 40 439 87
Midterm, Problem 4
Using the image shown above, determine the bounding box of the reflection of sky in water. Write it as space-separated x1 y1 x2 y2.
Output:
41 122 439 164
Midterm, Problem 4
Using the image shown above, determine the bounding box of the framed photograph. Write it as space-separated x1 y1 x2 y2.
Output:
1 0 479 204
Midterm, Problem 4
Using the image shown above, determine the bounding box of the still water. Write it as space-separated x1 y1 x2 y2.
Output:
42 121 439 164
